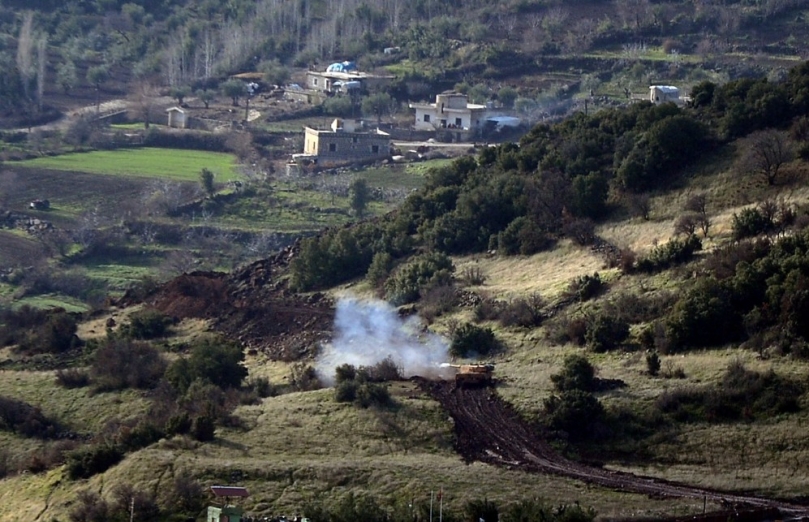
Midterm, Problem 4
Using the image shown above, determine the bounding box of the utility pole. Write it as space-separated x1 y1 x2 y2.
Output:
429 491 433 522
130 496 135 522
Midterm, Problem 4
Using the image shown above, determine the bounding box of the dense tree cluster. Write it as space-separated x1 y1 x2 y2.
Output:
664 229 809 353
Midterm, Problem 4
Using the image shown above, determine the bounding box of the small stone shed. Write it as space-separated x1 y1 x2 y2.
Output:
166 107 188 128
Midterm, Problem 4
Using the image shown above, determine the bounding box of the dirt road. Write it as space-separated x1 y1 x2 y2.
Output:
417 379 809 516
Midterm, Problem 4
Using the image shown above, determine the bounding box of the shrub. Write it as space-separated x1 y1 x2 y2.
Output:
363 357 402 382
165 412 192 436
731 207 772 240
646 352 661 376
665 279 741 350
635 234 701 273
474 298 503 322
166 339 246 393
55 368 90 388
118 420 165 451
191 415 216 442
334 375 391 409
290 363 322 391
499 294 544 328
245 376 275 398
111 483 161 522
497 217 553 255
656 362 801 422
0 305 48 346
335 380 359 403
69 490 110 522
384 252 454 305
118 308 172 339
585 315 629 353
543 389 604 440
355 383 391 408
461 266 487 285
563 218 596 245
366 252 393 287
420 283 457 320
91 339 167 392
66 444 123 479
0 396 59 438
550 354 596 393
165 472 205 515
450 323 498 358
17 310 78 354
569 273 604 302
335 364 358 384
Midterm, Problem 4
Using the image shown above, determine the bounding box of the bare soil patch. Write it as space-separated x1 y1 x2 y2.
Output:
132 247 334 360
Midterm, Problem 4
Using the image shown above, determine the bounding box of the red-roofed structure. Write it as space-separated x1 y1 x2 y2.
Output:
211 486 250 498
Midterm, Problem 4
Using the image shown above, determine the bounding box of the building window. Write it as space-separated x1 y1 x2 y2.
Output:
423 114 430 122
455 118 462 126
352 136 358 143
313 78 318 86
371 145 379 154
329 143 336 152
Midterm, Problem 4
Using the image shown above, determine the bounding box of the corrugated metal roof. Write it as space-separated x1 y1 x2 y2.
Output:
211 486 250 497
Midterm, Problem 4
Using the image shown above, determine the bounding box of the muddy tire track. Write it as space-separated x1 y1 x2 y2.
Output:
417 379 809 515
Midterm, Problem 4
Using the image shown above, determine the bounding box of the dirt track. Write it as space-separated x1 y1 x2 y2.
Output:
417 379 809 516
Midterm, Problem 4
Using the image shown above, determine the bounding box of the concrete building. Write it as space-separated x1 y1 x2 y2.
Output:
649 85 680 104
306 63 394 94
409 93 488 132
166 107 188 128
300 118 390 164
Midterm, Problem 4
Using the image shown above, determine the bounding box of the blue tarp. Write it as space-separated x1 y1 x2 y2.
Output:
326 61 357 73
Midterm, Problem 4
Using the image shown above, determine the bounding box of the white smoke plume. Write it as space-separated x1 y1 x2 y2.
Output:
316 297 452 386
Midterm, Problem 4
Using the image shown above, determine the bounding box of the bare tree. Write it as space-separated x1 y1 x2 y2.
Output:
16 12 35 101
739 129 795 186
129 81 158 129
674 212 699 236
684 193 711 237
628 193 651 220
161 249 197 277
36 36 46 111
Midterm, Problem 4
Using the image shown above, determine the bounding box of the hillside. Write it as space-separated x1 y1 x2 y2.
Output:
3 1 809 521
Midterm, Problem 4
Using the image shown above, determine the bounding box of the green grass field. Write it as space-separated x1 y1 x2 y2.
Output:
9 148 240 182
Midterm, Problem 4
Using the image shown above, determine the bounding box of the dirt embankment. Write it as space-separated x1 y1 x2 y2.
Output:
416 379 809 517
123 245 334 360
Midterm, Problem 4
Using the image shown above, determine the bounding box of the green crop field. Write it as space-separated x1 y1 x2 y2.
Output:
9 148 240 182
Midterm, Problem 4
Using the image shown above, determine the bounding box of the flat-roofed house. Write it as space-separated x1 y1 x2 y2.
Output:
301 118 390 164
409 93 488 132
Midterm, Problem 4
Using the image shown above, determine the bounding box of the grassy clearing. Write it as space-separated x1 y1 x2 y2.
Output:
8 148 240 182
454 240 607 302
358 165 427 191
0 370 149 433
406 158 454 176
12 294 90 313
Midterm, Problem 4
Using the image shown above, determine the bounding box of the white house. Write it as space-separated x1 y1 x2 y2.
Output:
649 85 680 104
409 93 488 132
